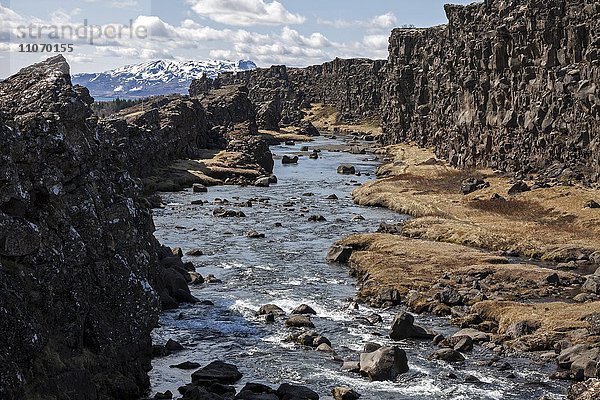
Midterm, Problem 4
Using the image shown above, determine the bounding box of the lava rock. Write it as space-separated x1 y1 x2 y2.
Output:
389 312 434 340
337 165 356 175
331 387 361 400
282 155 299 164
285 316 315 328
326 245 353 263
192 184 208 193
256 304 286 316
292 304 317 315
461 178 490 195
276 383 319 400
429 348 465 362
191 361 243 385
508 181 531 195
359 346 409 381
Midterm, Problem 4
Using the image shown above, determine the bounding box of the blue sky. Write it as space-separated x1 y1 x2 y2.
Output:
0 0 475 76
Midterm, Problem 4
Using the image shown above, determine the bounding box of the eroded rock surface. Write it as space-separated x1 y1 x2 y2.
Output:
0 55 160 399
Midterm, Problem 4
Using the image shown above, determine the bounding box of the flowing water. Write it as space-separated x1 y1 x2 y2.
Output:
150 136 568 400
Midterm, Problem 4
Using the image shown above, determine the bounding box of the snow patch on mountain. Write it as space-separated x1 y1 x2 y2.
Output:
73 59 256 100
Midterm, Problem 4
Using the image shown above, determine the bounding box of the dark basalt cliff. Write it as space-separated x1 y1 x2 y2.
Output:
0 56 160 399
381 0 600 182
191 58 385 130
0 56 272 399
102 85 272 179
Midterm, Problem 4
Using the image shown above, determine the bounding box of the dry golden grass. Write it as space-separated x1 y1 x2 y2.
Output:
473 300 600 347
338 233 575 300
143 149 265 192
258 129 314 143
353 144 600 260
303 103 383 135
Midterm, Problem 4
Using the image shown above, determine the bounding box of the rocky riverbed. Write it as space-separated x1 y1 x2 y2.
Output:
147 136 573 400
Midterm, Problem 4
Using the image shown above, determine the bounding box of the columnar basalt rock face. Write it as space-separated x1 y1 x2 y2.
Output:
0 56 160 399
190 58 386 130
290 58 387 124
381 0 600 182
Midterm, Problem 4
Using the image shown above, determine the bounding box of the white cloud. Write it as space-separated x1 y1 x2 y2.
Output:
1 3 390 73
362 34 389 49
318 12 397 30
188 0 305 26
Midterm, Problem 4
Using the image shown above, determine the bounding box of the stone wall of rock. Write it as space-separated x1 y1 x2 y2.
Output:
190 58 386 130
0 56 161 399
381 0 600 182
0 56 272 400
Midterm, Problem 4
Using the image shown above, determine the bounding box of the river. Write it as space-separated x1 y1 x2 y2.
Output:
149 136 568 400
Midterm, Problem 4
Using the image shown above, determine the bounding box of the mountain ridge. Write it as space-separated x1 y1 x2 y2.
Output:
73 59 256 99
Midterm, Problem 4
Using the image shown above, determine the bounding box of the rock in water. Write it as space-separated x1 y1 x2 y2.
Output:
191 361 243 385
192 183 208 193
276 383 319 400
256 304 286 316
332 387 361 400
326 245 353 263
285 315 315 328
359 346 409 381
282 155 299 164
337 165 356 175
389 311 434 340
292 304 317 315
429 348 465 363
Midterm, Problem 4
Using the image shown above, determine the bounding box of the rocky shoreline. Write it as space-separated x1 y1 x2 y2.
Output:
328 142 600 398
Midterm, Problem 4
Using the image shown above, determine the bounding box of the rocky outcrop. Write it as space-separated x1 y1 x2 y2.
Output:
381 0 600 183
102 84 272 179
0 56 160 399
191 58 385 130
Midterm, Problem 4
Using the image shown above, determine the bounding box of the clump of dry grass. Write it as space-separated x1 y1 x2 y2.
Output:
352 143 600 260
473 300 600 347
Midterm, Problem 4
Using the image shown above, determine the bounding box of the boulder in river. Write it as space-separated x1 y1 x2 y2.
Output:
282 155 299 164
337 165 356 175
193 183 208 193
429 348 465 363
308 215 327 222
359 346 409 381
186 248 204 256
292 304 317 315
276 383 319 400
165 339 184 352
170 361 201 370
332 387 361 400
213 207 246 217
389 311 434 340
557 344 600 380
326 245 353 263
254 176 271 187
247 230 266 239
256 304 286 316
191 361 243 385
285 315 315 328
235 383 278 400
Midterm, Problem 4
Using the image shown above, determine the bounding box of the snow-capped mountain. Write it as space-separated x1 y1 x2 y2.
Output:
73 59 257 100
